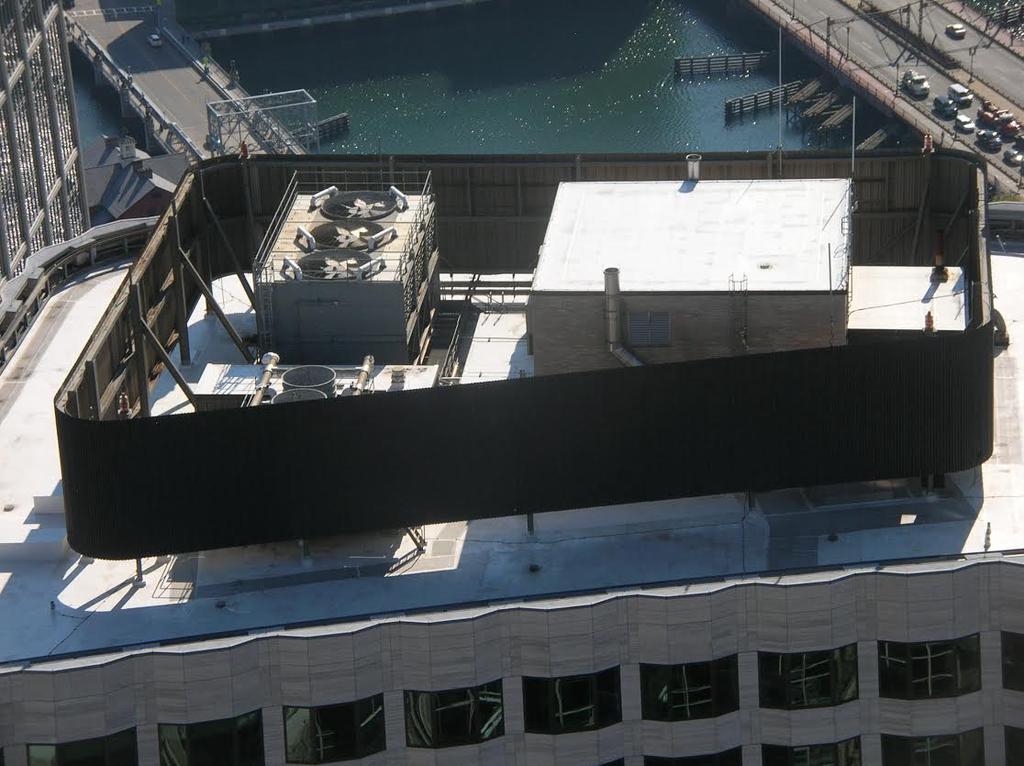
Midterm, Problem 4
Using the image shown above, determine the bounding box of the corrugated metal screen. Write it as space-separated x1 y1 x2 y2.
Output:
628 311 671 346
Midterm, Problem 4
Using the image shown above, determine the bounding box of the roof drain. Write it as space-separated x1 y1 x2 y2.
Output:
604 267 643 367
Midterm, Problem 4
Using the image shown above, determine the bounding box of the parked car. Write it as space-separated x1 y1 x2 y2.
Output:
977 129 1001 151
948 84 973 108
902 70 930 98
147 31 163 48
955 114 975 133
945 23 967 39
933 96 958 118
977 109 998 127
1001 120 1022 140
996 110 1016 125
1004 149 1023 167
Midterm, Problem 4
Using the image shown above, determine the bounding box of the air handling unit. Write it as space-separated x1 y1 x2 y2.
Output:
253 170 439 364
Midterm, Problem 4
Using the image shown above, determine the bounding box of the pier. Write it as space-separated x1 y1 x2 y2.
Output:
675 51 774 78
724 80 808 120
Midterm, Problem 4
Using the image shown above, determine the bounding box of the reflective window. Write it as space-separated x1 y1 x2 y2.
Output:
523 667 621 734
1006 727 1024 762
878 635 981 699
640 656 738 721
881 728 984 766
405 680 504 748
759 645 858 709
158 710 263 766
763 737 861 766
644 749 742 766
284 694 385 762
1003 632 1024 691
27 729 137 766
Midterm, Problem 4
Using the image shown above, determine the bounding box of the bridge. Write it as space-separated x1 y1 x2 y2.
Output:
743 0 1024 190
65 1 313 158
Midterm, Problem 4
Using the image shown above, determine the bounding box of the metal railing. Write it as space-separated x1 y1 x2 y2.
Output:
64 18 202 160
0 218 157 373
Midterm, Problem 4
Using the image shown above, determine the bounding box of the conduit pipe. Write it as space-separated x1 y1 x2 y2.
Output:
604 267 643 367
353 355 375 395
250 352 280 407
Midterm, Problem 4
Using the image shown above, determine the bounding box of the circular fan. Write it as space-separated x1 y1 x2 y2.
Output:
310 220 384 250
319 190 397 221
296 250 369 280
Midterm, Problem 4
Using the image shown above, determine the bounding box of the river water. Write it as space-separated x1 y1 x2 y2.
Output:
75 0 897 154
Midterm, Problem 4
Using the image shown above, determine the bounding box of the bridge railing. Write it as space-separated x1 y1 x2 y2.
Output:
65 18 203 161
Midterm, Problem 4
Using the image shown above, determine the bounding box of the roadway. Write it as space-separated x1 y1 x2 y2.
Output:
769 0 1024 189
67 2 245 156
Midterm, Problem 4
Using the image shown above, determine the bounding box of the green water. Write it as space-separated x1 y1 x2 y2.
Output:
209 0 886 154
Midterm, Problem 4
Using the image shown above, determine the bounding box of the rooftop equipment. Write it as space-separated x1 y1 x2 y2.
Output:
352 355 375 395
604 268 643 367
249 352 280 407
281 365 337 398
272 388 328 404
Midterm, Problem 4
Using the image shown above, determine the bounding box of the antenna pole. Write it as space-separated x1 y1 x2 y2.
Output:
778 24 783 152
851 96 856 176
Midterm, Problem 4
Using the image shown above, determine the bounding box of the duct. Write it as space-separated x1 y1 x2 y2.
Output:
310 186 339 209
355 257 386 281
604 267 643 367
365 227 398 252
686 153 702 181
295 225 316 252
249 351 280 407
353 355 375 395
282 258 303 281
388 185 409 211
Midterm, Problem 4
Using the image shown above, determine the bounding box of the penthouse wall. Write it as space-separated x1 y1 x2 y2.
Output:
52 150 994 560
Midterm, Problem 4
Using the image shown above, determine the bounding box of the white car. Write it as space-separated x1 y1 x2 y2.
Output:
946 23 967 39
955 114 975 133
147 32 163 48
1006 149 1024 167
902 71 930 98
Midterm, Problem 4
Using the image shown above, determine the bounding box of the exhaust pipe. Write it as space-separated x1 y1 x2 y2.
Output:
604 268 643 367
353 354 375 395
686 153 701 181
250 351 280 407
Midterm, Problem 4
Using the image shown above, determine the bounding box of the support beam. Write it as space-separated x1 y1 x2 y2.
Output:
127 284 152 418
170 199 191 366
202 196 257 307
179 249 252 361
131 283 198 410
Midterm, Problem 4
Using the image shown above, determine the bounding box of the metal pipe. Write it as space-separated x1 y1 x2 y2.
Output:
686 153 702 181
353 355 375 395
604 267 643 367
249 351 280 407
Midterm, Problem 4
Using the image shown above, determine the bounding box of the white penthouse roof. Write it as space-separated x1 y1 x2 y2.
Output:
533 179 851 293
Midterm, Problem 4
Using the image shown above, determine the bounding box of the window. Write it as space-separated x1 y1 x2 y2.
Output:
405 680 504 748
640 655 738 721
1003 632 1024 691
523 667 621 734
644 749 742 766
27 729 137 766
881 729 984 766
763 738 861 766
1006 727 1024 764
878 635 980 699
759 645 858 709
628 311 671 346
158 710 263 766
284 694 385 762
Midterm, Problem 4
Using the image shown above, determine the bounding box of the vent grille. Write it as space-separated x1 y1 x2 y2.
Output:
628 311 671 347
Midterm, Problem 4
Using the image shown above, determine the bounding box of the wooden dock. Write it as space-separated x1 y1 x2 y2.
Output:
857 126 890 150
818 103 854 130
724 80 807 120
317 112 350 142
675 50 774 78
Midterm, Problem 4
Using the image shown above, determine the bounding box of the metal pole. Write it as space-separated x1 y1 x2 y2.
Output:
851 96 856 176
778 24 783 152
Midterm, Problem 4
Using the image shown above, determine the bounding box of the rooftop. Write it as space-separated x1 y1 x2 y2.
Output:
532 179 852 293
847 266 968 332
0 248 1019 669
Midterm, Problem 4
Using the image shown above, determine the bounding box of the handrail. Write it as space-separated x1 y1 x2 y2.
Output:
0 218 158 373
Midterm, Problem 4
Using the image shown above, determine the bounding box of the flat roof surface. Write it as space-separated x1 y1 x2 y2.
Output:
2 251 1023 666
847 266 968 332
532 179 851 293
194 363 440 398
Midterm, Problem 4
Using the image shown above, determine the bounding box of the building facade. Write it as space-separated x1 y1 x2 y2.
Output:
1 558 1022 766
0 0 88 279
